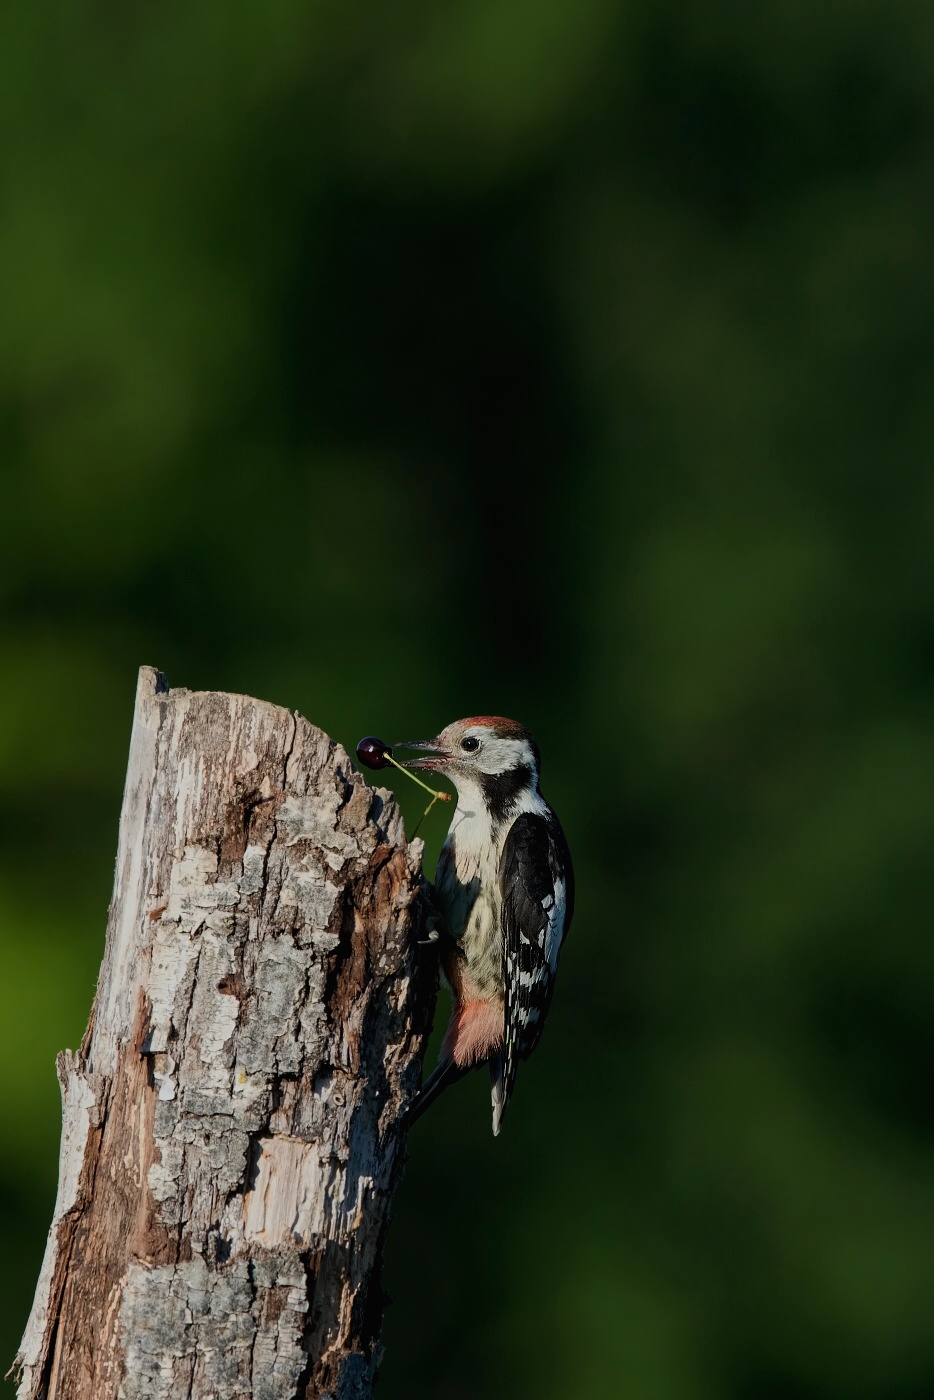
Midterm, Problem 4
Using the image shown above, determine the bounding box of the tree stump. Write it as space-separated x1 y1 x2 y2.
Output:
12 667 436 1400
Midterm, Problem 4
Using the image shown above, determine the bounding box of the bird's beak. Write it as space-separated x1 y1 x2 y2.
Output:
393 738 450 772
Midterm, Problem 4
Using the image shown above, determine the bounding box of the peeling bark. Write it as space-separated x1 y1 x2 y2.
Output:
12 667 436 1400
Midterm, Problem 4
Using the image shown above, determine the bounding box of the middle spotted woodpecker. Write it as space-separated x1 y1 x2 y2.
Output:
397 716 574 1135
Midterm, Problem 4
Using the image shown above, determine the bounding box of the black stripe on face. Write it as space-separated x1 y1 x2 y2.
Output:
479 765 534 824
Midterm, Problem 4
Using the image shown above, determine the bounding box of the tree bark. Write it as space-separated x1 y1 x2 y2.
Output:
12 667 436 1400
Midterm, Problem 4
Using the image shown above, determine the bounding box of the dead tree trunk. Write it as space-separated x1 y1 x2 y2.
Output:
12 667 436 1400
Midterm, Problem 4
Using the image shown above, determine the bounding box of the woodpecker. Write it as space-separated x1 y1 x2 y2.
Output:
397 716 574 1135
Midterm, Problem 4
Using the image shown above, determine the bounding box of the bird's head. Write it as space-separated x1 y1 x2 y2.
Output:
396 716 541 811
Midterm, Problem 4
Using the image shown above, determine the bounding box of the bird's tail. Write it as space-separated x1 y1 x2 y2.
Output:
490 1055 507 1136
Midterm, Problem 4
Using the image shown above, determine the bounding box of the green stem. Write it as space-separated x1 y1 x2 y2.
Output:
410 792 443 840
380 751 451 803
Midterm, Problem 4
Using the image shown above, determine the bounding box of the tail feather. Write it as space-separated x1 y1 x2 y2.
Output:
490 1055 507 1136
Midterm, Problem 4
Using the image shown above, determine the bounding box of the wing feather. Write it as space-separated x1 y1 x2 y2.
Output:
498 812 573 1127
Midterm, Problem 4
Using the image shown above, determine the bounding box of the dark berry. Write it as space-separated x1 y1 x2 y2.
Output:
356 736 392 770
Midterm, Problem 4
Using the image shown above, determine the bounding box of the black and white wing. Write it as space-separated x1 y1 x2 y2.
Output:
495 811 574 1133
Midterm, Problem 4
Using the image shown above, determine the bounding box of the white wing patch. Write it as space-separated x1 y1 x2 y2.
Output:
544 875 566 973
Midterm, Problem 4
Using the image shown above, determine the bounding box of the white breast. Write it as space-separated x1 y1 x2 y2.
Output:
436 800 503 999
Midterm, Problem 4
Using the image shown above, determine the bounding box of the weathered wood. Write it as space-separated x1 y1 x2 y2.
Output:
12 667 436 1400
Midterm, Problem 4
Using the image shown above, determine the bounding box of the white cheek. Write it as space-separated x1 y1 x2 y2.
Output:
476 738 518 774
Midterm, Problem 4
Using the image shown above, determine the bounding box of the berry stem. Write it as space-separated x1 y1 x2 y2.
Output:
380 751 452 803
410 791 444 840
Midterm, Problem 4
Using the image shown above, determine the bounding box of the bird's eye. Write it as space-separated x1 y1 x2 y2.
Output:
461 736 480 752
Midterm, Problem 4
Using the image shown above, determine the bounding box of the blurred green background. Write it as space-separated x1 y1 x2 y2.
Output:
2 1 934 1396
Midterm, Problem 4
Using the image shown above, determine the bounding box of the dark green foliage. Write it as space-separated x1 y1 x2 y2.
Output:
1 2 932 1395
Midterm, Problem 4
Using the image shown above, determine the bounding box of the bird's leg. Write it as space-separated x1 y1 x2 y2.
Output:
417 883 446 946
404 1059 473 1128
